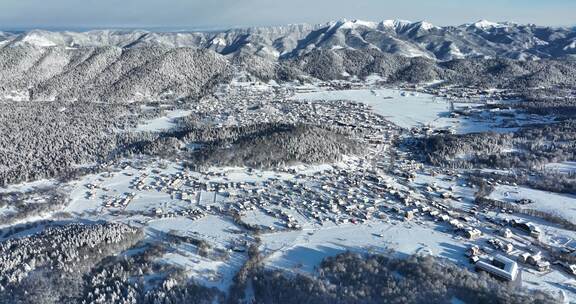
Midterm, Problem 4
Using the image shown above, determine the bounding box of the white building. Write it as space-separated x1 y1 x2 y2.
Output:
475 254 519 282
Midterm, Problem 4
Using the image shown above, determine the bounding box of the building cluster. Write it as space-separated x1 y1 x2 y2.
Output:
80 128 576 285
188 83 397 141
58 81 575 296
420 85 517 102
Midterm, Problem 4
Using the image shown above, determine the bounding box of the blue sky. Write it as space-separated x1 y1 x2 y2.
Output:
1 0 574 30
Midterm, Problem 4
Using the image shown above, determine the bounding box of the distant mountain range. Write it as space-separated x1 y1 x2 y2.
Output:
1 19 576 61
1 19 576 102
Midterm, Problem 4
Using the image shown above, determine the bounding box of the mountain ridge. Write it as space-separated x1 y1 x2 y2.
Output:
2 19 576 103
1 19 575 61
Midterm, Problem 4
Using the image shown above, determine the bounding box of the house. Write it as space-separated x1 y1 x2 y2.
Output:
404 210 415 221
518 252 531 264
463 227 482 239
475 254 519 282
512 220 541 238
466 245 481 258
526 253 542 266
501 228 513 238
439 214 450 222
535 261 550 272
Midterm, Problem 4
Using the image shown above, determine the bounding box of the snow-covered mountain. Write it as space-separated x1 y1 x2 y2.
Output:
0 46 232 102
2 19 576 60
2 19 576 102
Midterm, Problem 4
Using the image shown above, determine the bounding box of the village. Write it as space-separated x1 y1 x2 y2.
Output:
64 131 576 298
1 78 574 300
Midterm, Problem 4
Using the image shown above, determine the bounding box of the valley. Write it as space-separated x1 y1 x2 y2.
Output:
0 19 575 304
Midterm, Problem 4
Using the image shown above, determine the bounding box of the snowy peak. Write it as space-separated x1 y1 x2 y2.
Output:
471 20 505 29
376 20 438 36
380 19 412 29
324 19 379 34
336 19 379 30
413 21 437 31
329 19 436 33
